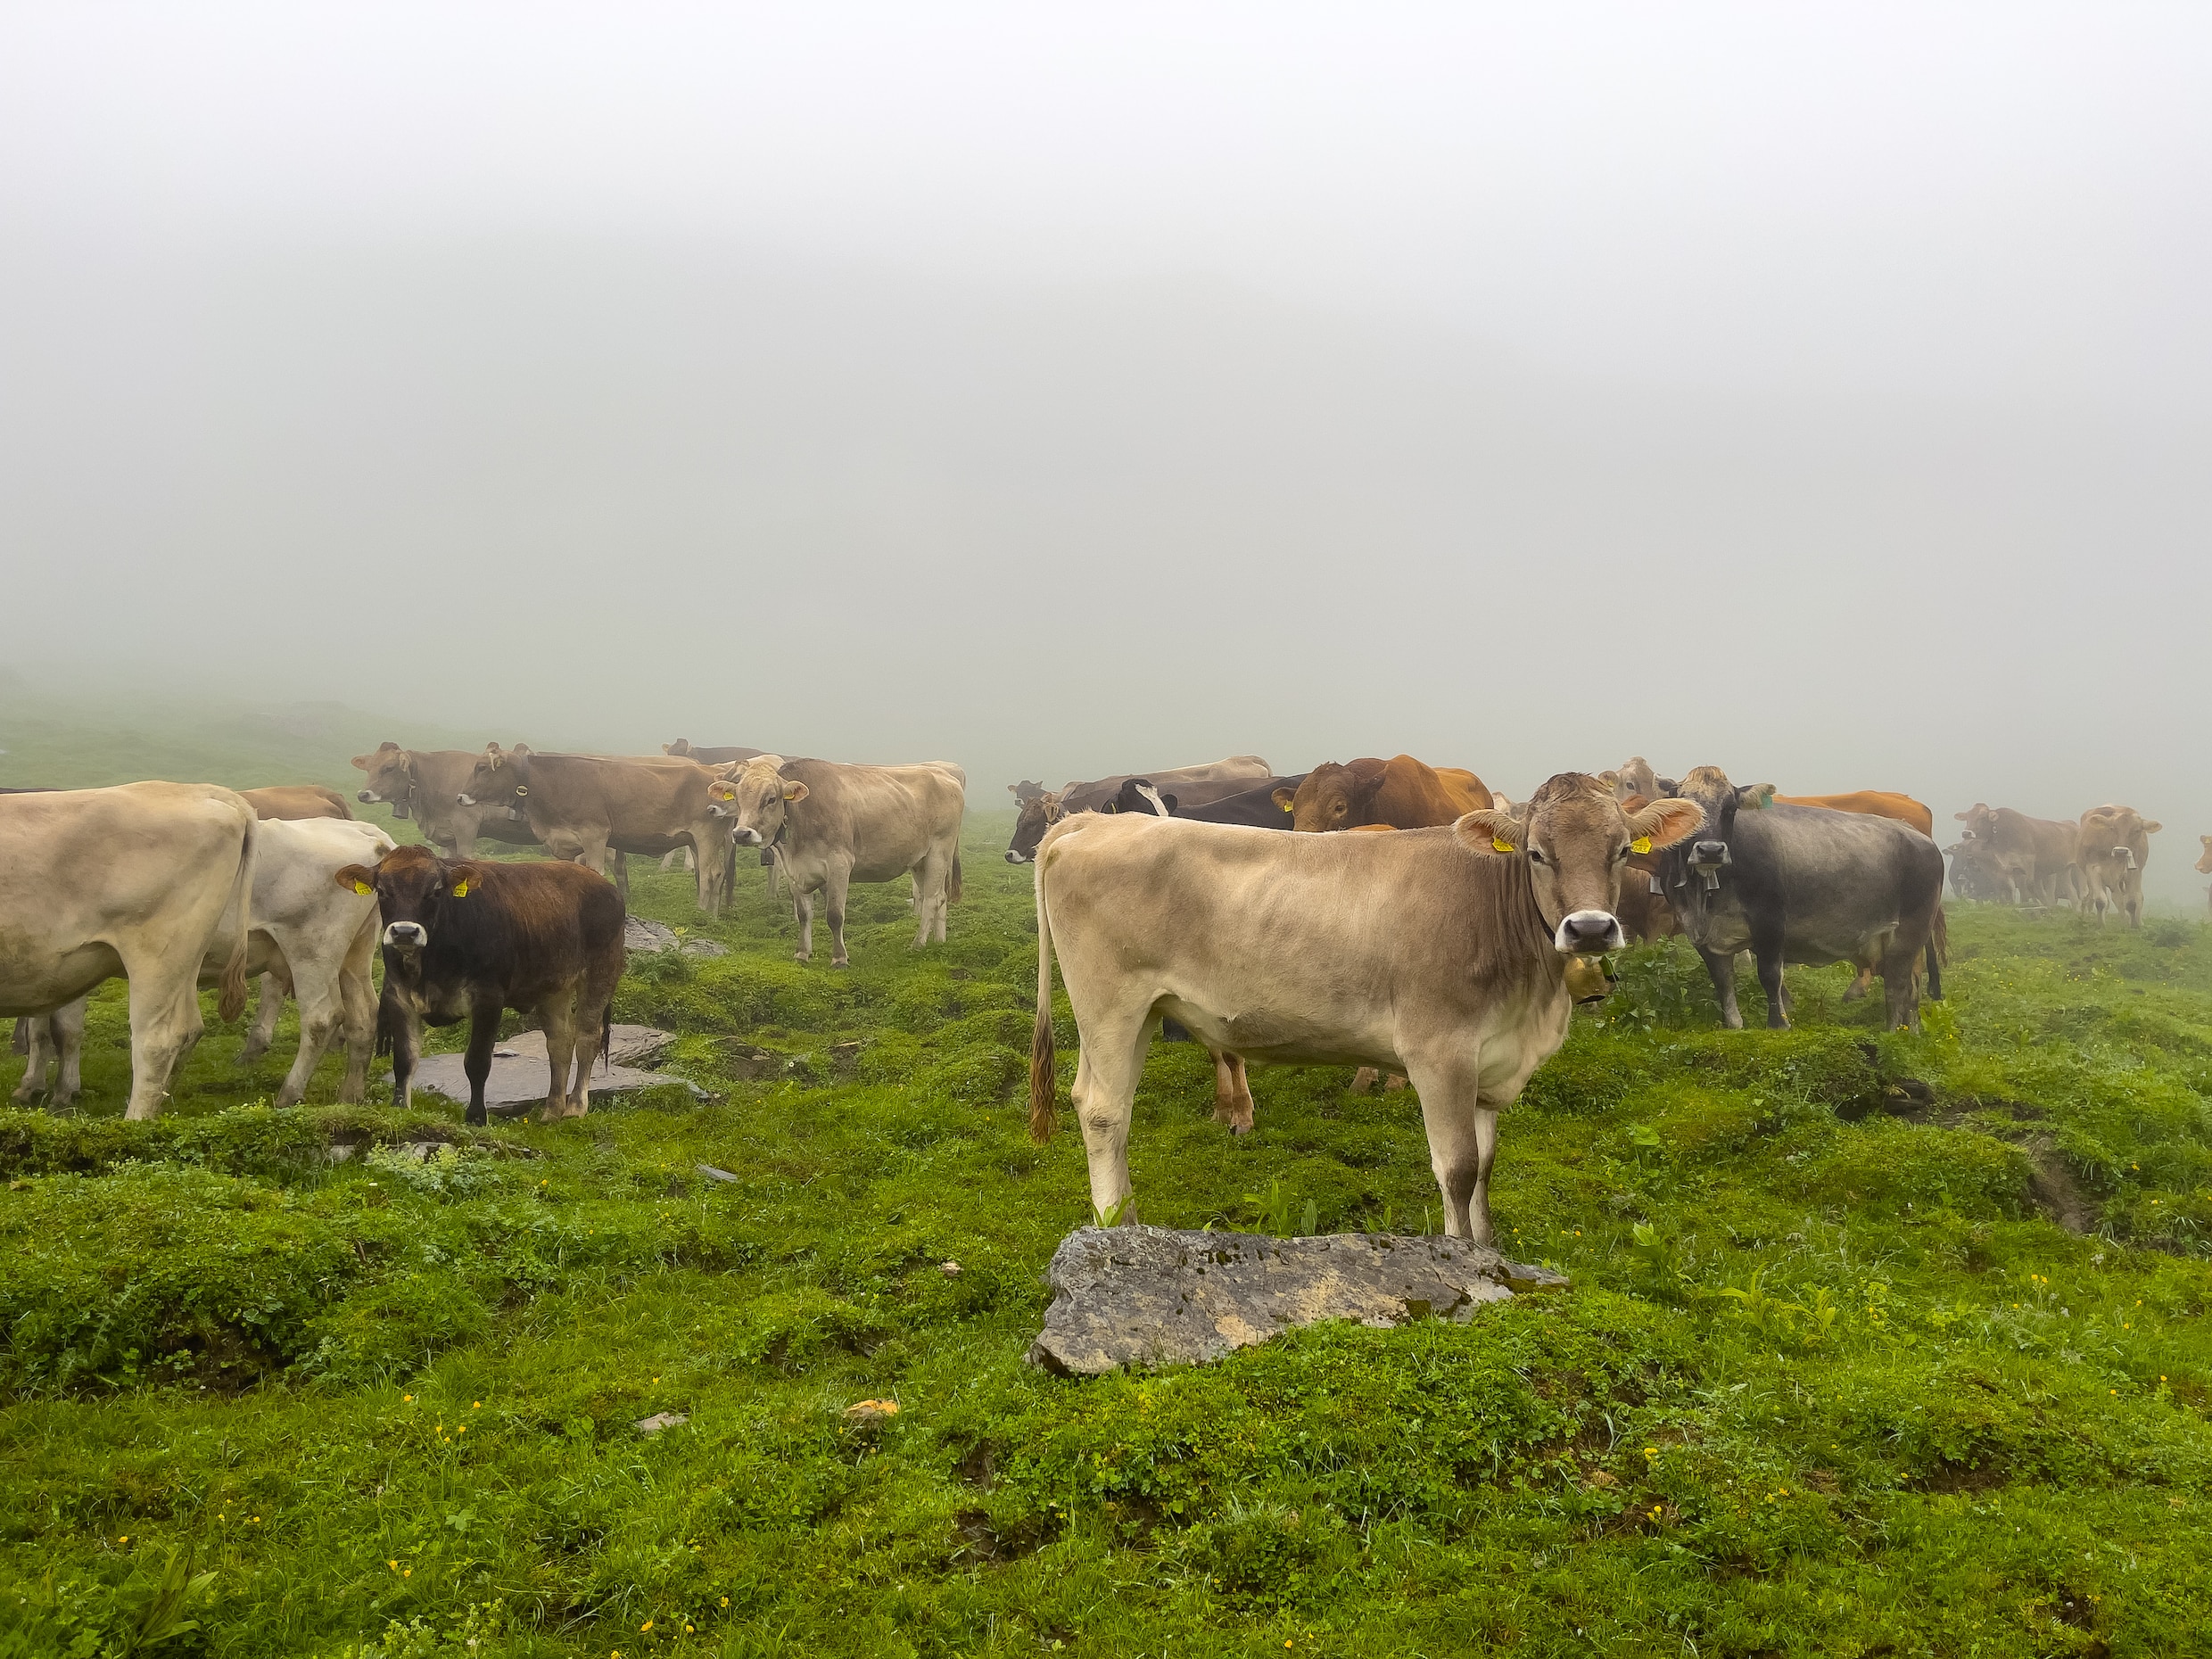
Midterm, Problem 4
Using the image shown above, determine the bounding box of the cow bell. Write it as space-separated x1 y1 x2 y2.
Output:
1562 954 1617 1006
2116 846 2136 870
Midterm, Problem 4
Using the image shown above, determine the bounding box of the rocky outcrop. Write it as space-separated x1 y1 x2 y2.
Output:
1028 1225 1566 1374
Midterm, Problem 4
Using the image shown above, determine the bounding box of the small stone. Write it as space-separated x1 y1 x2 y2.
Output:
635 1412 688 1435
696 1164 739 1184
841 1399 899 1425
939 1260 961 1276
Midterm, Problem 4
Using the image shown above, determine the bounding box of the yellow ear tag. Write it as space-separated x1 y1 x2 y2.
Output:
1492 837 1517 854
1282 801 1293 813
451 879 469 897
1630 836 1653 855
352 879 372 896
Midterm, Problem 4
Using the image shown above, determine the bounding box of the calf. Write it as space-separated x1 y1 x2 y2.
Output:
1275 755 1493 832
710 755 966 966
1030 774 1703 1240
339 845 626 1125
2076 805 2160 928
1665 767 1944 1032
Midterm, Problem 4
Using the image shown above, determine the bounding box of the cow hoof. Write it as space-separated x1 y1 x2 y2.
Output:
237 1043 268 1064
1840 983 1867 1003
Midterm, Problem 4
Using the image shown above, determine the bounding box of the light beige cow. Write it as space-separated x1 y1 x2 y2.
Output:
1028 772 1703 1242
0 783 256 1119
710 755 967 965
1601 756 1665 803
23 818 394 1111
2076 805 2160 929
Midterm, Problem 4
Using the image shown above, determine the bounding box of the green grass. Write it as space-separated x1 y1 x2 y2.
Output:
3 713 2209 1655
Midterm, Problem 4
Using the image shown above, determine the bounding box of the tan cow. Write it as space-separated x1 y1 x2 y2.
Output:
1602 757 1667 803
1953 803 2081 907
0 783 256 1119
709 755 966 966
351 742 541 858
241 784 353 822
2076 805 2160 928
458 746 739 917
1028 773 1703 1241
1275 755 1493 832
2198 836 2212 912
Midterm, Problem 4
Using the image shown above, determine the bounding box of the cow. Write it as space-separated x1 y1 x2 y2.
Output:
1775 789 1934 838
339 845 626 1126
2076 805 2160 928
1275 755 1494 833
1026 773 1703 1240
707 755 966 966
241 784 353 821
664 739 767 766
1 783 256 1119
1003 756 1274 864
351 742 541 858
1663 767 1944 1033
1008 780 1048 805
2199 836 2212 912
458 745 739 917
1945 838 2012 904
1601 757 1670 803
1952 804 2081 907
21 819 395 1110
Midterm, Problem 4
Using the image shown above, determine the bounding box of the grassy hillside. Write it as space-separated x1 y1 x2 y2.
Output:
3 776 2210 1653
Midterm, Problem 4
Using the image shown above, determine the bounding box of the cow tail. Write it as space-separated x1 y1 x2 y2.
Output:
949 850 963 905
215 815 257 1023
1028 858 1058 1143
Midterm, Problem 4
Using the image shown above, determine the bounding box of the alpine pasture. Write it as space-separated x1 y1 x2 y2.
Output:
4 710 2211 1659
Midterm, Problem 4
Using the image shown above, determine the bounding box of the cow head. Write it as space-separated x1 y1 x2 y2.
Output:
1103 779 1176 817
1659 765 1777 907
334 844 487 954
1953 802 1998 843
2082 805 2158 871
708 756 805 846
1455 772 1702 955
1275 761 1383 832
351 742 416 819
1008 780 1046 805
457 743 533 820
664 739 697 757
1006 789 1068 863
1605 755 1662 805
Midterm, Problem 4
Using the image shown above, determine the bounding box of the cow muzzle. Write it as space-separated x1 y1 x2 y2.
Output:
1689 839 1731 889
456 792 477 807
2115 846 2136 869
1556 910 1624 954
1004 848 1030 864
383 921 428 951
732 826 763 846
356 788 377 804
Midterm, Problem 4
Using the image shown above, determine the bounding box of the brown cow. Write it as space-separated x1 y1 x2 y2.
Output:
241 784 353 822
1775 789 1934 837
1602 757 1667 803
2076 805 2159 928
458 746 739 917
351 743 541 858
1275 755 1493 832
1953 804 2081 907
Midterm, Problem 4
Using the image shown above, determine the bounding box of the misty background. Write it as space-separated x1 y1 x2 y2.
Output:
4 4 2208 903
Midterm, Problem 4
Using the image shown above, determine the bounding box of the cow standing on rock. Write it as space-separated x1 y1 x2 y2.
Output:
339 846 625 1126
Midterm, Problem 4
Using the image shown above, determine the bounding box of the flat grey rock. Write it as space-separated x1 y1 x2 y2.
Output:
625 917 728 957
634 1412 688 1435
403 1025 698 1114
1028 1226 1567 1375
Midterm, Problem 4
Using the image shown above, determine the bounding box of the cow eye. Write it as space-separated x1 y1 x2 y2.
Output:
1527 846 1547 864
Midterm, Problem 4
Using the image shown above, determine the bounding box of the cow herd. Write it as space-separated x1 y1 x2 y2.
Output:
0 738 2185 1245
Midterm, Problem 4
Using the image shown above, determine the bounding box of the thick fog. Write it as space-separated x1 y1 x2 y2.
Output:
5 5 2211 902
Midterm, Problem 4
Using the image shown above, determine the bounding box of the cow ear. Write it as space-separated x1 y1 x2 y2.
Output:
1271 788 1296 812
1007 783 1019 796
1737 783 1775 810
2144 821 2162 834
1455 809 1523 855
1160 792 1177 813
510 742 531 756
1627 797 1704 851
781 780 810 804
446 862 489 897
334 863 378 895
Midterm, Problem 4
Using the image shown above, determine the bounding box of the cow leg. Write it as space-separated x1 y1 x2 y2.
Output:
540 992 582 1120
792 883 817 962
120 962 206 1120
335 913 378 1104
461 1005 500 1127
1754 945 1790 1029
1407 1058 1494 1244
1210 1051 1255 1135
824 863 854 968
276 953 342 1110
1880 937 1924 1033
608 848 630 904
1696 946 1744 1029
1071 1011 1151 1225
1841 962 1874 1003
48 999 86 1107
11 1016 48 1103
910 856 943 950
659 846 694 873
239 971 284 1062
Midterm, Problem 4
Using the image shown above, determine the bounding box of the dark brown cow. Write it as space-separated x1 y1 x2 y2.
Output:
339 845 625 1127
664 739 768 765
1275 755 1493 832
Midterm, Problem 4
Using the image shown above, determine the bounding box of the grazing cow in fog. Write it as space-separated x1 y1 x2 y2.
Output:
1945 838 2012 904
1003 756 1272 863
341 845 625 1126
1028 773 1703 1241
351 742 541 858
1665 768 1944 1033
458 745 739 916
1275 755 1492 833
710 756 967 966
664 739 767 766
1 783 256 1119
1953 803 2081 908
2076 805 2159 928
